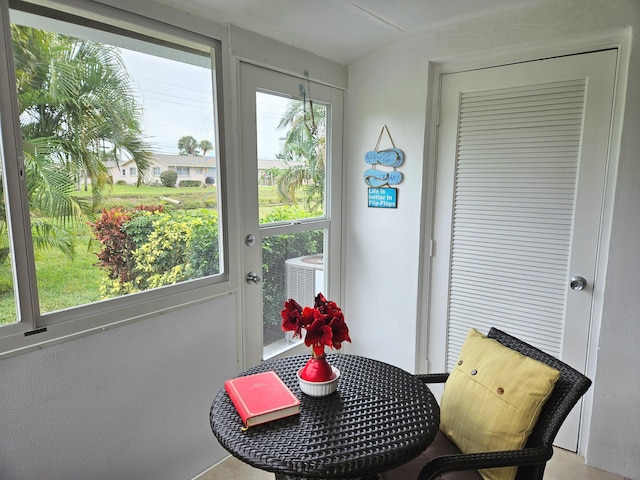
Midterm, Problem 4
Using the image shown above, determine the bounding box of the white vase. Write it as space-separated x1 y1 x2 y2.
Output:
297 366 340 397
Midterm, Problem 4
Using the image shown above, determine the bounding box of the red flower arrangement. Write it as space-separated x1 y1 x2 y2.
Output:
281 292 351 355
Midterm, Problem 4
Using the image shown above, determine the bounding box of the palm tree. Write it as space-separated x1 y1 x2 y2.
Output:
8 25 151 252
14 26 150 194
199 139 213 156
178 135 198 155
276 101 326 210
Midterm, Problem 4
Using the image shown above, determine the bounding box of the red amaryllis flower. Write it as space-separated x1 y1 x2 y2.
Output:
301 306 322 328
281 292 351 354
314 292 329 308
328 314 351 349
281 298 303 337
305 318 333 348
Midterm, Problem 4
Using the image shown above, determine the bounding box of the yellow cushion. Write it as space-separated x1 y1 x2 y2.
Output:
440 329 560 480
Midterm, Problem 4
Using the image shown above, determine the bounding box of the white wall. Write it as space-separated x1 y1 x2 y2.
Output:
343 0 639 478
0 295 238 480
342 45 429 369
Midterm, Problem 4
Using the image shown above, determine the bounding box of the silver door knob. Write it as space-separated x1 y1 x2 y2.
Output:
246 271 262 285
570 276 587 291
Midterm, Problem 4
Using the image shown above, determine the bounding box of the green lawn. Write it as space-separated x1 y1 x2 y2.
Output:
0 228 104 323
34 231 104 313
73 184 220 210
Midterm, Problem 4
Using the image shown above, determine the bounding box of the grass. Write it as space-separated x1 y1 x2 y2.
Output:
33 230 104 313
72 184 220 210
0 227 104 322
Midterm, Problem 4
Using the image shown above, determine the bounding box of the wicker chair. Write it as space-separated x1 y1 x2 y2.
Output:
382 327 592 480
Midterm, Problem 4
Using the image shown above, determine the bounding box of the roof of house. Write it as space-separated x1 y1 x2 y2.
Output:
257 158 289 170
152 154 217 167
107 154 217 169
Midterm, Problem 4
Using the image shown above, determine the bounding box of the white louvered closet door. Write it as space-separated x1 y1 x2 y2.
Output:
447 78 586 368
428 49 617 451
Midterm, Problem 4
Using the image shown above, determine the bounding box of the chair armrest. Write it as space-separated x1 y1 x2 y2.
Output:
416 373 449 384
416 446 553 480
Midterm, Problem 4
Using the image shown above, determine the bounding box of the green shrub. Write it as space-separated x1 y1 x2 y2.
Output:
89 205 163 295
178 180 201 188
93 199 307 307
160 170 177 187
129 210 220 291
122 210 162 248
90 207 135 284
185 211 220 278
100 278 136 298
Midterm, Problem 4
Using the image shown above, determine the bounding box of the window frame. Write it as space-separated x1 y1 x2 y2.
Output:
0 0 231 358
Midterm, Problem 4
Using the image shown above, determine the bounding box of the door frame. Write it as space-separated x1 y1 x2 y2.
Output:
418 28 630 455
237 61 344 369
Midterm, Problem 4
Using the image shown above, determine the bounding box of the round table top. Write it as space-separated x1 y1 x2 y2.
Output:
210 354 440 479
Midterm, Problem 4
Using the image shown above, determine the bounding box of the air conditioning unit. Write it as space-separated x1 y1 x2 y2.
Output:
285 254 324 309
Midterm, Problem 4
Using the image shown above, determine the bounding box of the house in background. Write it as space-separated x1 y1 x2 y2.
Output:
257 158 288 186
108 153 217 185
109 155 286 186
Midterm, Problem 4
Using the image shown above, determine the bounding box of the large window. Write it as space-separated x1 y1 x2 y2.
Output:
0 0 226 354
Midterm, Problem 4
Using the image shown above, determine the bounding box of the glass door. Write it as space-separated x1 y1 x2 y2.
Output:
239 63 343 367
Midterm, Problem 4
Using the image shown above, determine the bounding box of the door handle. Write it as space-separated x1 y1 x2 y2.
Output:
570 276 587 291
246 271 262 285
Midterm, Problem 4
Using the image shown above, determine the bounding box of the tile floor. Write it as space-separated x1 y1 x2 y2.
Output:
197 447 626 480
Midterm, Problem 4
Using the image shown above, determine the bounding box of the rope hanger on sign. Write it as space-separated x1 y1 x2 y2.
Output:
374 125 396 151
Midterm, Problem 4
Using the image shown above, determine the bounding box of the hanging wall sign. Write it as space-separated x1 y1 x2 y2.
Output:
368 187 397 208
364 125 404 208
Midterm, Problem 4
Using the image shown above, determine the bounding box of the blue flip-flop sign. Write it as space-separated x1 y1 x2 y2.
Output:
365 148 404 168
365 142 404 208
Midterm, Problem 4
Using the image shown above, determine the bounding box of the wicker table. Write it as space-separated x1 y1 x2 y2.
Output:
210 354 440 480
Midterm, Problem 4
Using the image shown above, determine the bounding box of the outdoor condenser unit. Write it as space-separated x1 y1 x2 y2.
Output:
285 254 324 308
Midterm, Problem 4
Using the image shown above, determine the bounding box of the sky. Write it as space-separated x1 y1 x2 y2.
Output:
10 10 292 158
120 49 289 159
256 92 291 160
120 48 215 155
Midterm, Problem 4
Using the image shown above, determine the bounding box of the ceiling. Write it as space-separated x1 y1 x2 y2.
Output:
148 0 542 65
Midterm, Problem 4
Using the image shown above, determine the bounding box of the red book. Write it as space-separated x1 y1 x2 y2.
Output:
224 371 300 428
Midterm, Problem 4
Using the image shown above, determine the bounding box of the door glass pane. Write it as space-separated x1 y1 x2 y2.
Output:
262 229 324 357
256 92 326 221
8 11 222 315
0 177 18 326
256 90 328 356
